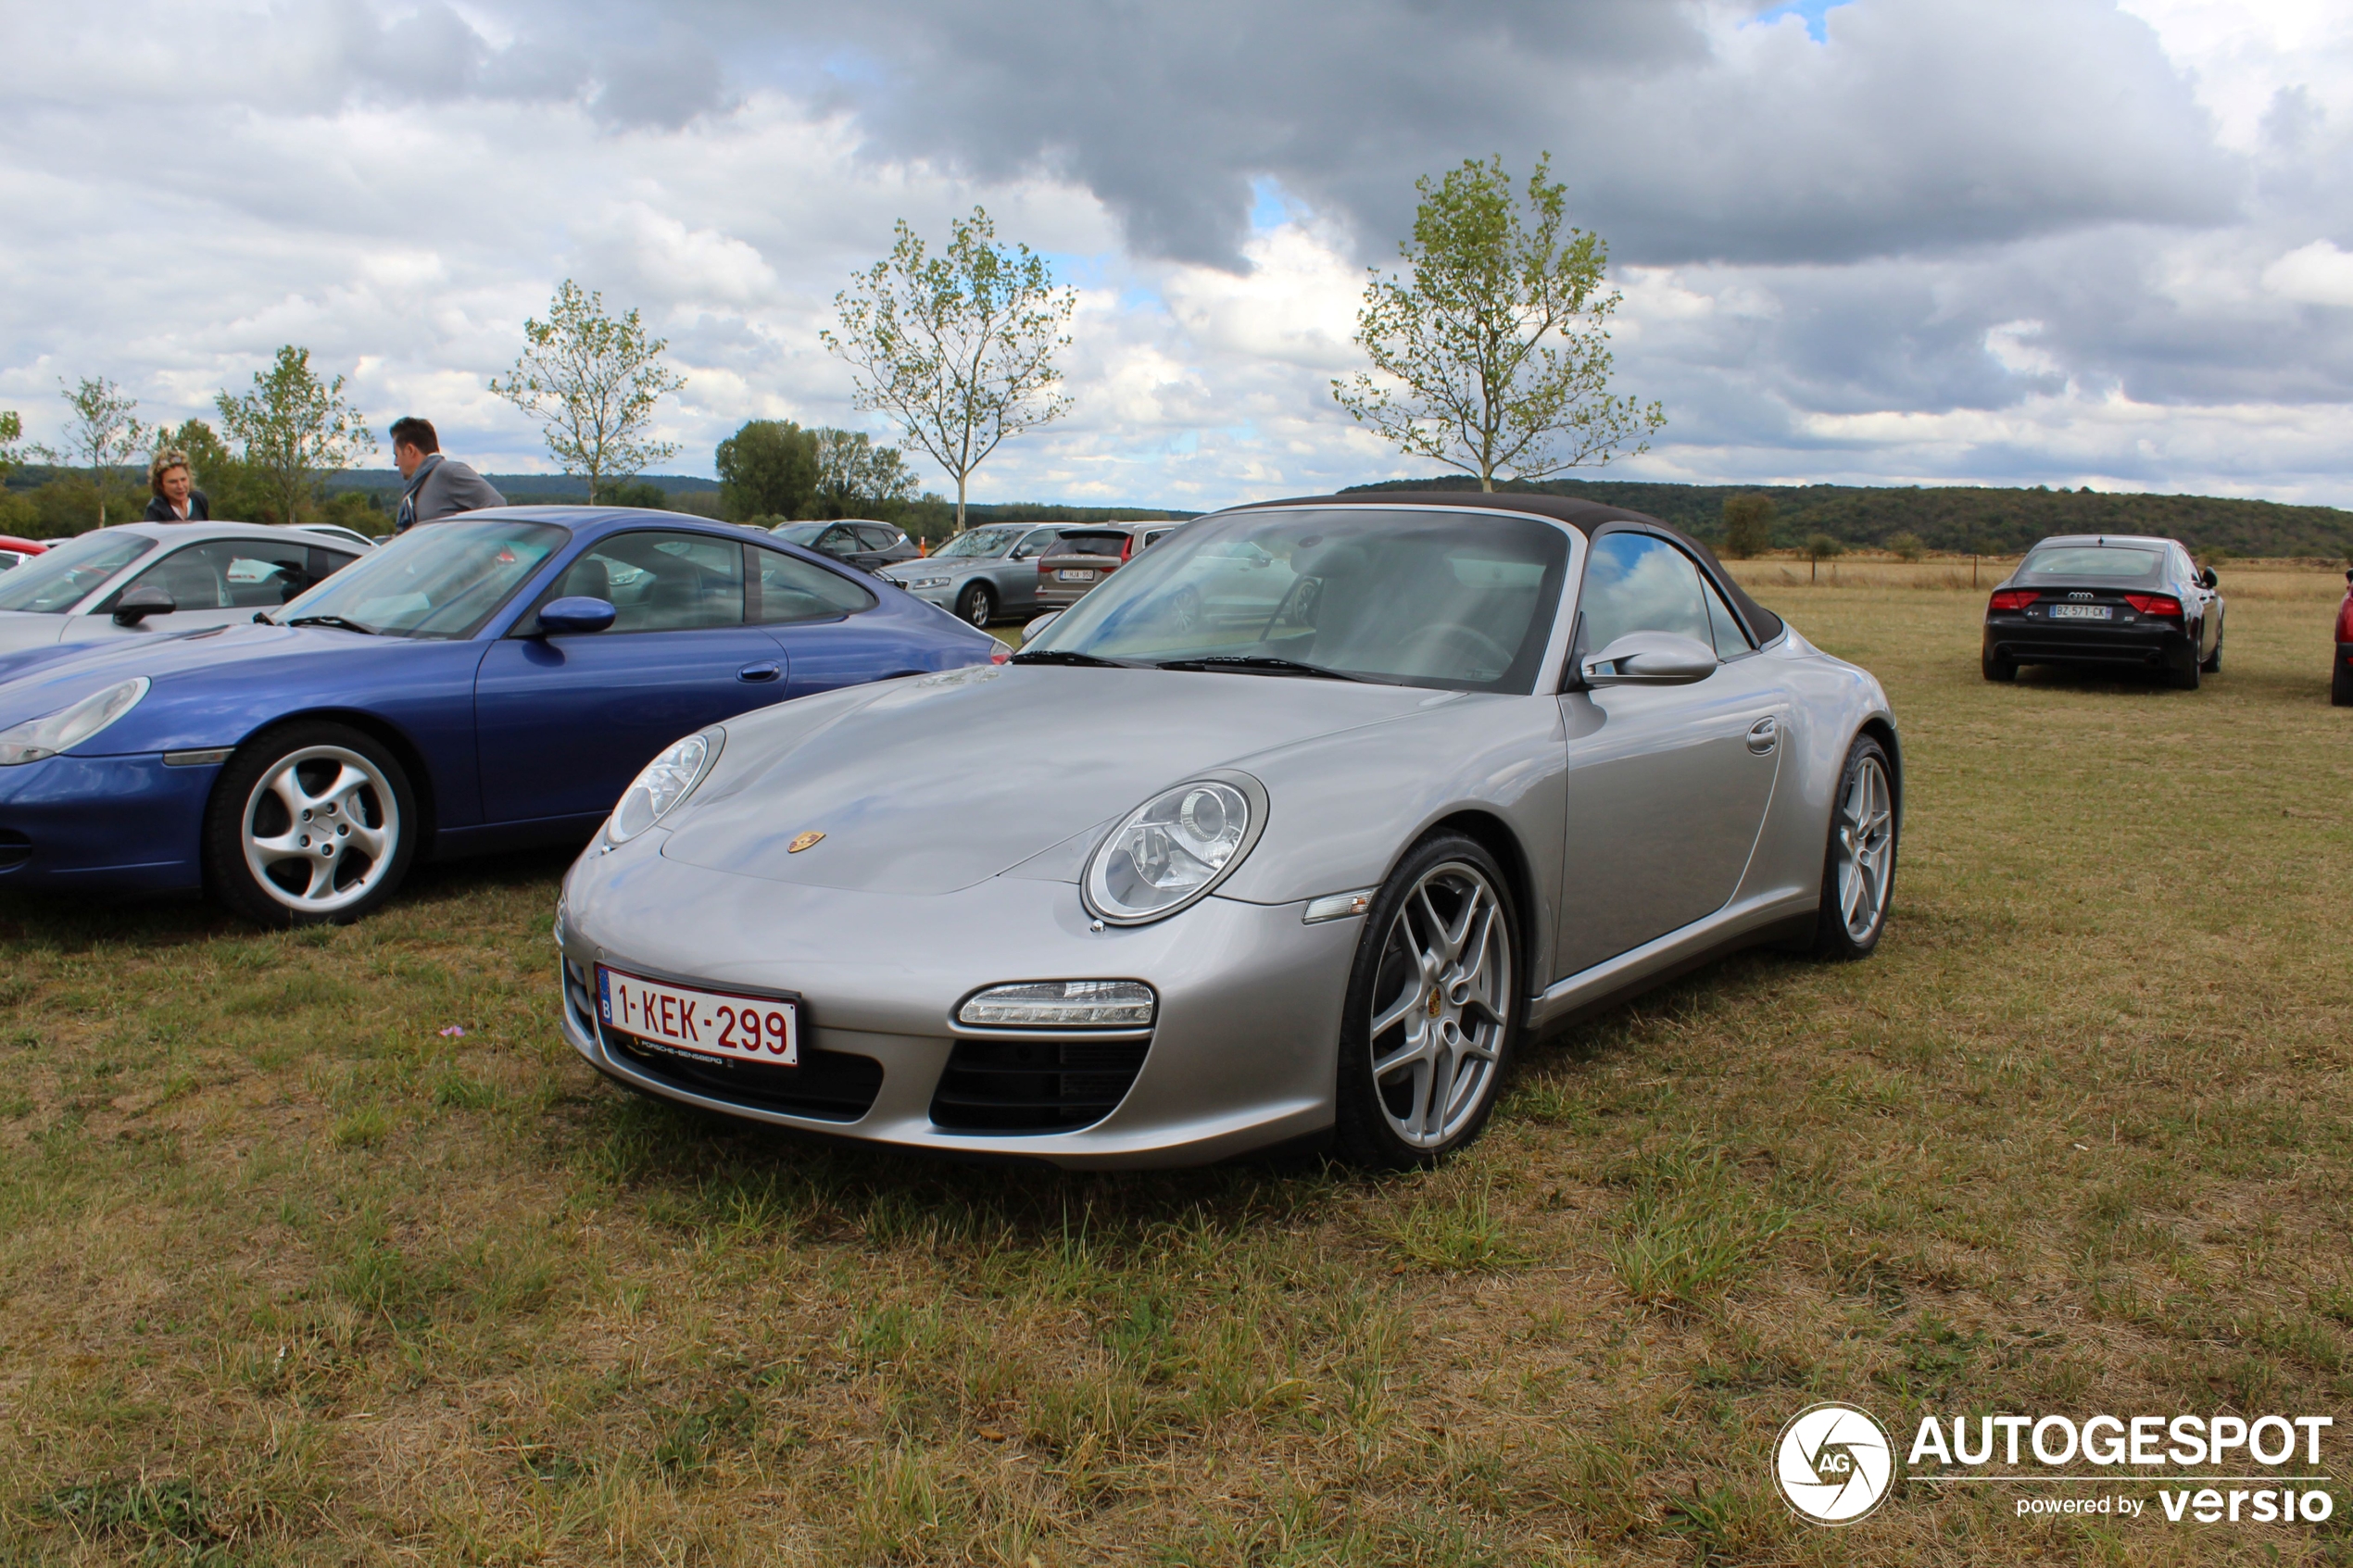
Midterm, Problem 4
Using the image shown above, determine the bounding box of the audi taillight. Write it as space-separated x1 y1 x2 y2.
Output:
1988 589 2037 612
2124 594 2183 619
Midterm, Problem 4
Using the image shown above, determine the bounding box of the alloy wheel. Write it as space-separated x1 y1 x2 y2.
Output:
241 745 399 915
1365 860 1513 1150
1833 755 1894 942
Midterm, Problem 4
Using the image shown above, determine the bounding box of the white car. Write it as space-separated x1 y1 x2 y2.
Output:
0 523 371 659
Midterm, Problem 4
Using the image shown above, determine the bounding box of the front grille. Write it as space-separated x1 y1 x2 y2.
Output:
0 830 29 872
928 1032 1151 1133
605 1027 884 1122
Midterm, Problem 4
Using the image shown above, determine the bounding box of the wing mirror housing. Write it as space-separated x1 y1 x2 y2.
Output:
1021 610 1062 646
2200 567 2220 590
1580 631 1719 688
111 586 176 626
535 596 617 635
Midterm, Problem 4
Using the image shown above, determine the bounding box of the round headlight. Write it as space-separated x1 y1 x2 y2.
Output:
606 727 723 845
1083 775 1265 924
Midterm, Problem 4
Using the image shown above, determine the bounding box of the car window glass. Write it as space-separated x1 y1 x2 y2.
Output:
2018 546 2162 579
552 531 745 633
280 518 564 637
934 526 1020 559
307 546 359 581
0 530 156 614
855 524 899 550
118 539 316 610
1579 533 1713 653
1702 574 1752 659
749 546 876 623
1013 530 1060 558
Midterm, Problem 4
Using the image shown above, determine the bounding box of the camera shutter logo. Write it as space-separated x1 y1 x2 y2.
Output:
1775 1402 1894 1524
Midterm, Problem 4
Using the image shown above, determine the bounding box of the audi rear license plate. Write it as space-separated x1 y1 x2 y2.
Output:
1057 568 1098 581
2049 604 2112 620
598 966 797 1065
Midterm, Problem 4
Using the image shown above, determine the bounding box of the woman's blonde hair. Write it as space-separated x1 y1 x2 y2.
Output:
148 448 193 498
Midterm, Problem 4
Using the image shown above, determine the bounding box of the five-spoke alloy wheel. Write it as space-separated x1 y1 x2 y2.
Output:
957 583 996 629
205 721 419 925
1813 734 1897 959
1336 833 1518 1166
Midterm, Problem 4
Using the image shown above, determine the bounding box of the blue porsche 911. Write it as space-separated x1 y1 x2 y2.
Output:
0 508 1001 923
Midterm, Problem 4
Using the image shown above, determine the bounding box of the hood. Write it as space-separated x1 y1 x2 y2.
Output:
658 663 1440 896
880 556 988 581
0 621 383 733
0 612 71 656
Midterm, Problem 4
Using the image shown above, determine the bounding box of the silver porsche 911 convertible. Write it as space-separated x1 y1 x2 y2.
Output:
555 493 1899 1168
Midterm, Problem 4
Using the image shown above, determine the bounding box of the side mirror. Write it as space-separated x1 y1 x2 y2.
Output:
535 596 617 635
111 586 176 626
2200 567 2219 590
1021 610 1062 646
1580 631 1718 688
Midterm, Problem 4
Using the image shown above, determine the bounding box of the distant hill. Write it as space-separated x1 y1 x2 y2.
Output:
1340 475 2353 559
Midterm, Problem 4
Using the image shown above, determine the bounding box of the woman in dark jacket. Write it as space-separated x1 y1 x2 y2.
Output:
144 450 209 521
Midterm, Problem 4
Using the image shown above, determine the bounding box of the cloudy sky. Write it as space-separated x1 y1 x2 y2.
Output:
4 0 2352 508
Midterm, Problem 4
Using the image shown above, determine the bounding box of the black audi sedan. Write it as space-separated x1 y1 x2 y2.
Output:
1982 534 2224 689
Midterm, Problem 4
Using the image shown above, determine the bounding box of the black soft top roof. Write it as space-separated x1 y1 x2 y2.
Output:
1221 489 1786 646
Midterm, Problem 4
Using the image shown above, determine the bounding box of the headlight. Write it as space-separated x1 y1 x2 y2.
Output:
605 727 723 845
0 677 149 766
1082 773 1265 924
905 575 951 591
958 980 1156 1027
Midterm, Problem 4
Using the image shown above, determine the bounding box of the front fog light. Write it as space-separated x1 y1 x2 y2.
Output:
958 980 1156 1028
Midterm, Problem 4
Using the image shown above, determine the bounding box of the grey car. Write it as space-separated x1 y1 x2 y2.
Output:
878 523 1077 627
0 521 371 661
556 493 1900 1168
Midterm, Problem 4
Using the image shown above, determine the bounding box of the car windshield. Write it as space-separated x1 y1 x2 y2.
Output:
2019 546 2164 580
771 523 824 546
931 526 1023 559
0 529 157 614
1026 507 1570 693
276 517 567 637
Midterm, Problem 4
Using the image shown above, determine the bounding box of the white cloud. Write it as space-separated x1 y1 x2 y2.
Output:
2263 241 2353 307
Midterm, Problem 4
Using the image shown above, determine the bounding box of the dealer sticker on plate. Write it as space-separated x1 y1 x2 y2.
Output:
598 965 798 1065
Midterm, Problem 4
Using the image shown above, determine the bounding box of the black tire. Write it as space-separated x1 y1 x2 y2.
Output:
203 721 419 927
1334 832 1521 1168
1982 651 2017 683
1812 734 1898 961
2166 641 2202 691
956 583 995 629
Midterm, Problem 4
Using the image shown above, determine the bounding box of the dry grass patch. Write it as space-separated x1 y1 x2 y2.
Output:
0 563 2348 1563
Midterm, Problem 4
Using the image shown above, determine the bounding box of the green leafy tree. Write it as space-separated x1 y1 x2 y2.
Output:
1334 155 1664 491
808 428 919 521
1885 531 1926 563
1720 493 1775 558
215 348 377 526
492 281 686 502
56 377 150 525
1804 533 1844 583
0 412 34 535
714 420 818 523
0 409 24 484
823 207 1076 528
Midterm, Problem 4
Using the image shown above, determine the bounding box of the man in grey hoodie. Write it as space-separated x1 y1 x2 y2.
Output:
390 417 506 531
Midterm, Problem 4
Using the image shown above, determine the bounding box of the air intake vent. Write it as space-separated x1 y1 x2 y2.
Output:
0 831 31 872
929 1033 1150 1133
605 1027 882 1123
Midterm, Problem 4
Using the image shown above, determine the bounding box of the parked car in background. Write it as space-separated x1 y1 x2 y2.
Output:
1032 522 1184 610
0 508 1000 925
2333 567 2353 708
1982 533 2223 689
879 523 1076 627
0 537 48 572
0 522 370 660
296 521 383 553
557 492 1899 1169
770 520 919 574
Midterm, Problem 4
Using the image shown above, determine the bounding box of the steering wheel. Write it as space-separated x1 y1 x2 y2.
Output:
1399 621 1515 673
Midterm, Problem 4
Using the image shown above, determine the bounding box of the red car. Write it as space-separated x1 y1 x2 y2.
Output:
2334 567 2353 708
0 536 47 572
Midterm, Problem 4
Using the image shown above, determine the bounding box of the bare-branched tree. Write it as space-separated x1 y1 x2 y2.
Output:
823 207 1075 529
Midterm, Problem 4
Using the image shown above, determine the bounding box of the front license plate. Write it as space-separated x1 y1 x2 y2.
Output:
597 966 798 1065
2049 604 2112 620
1057 569 1098 582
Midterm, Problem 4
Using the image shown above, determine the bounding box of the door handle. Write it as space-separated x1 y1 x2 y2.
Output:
1746 716 1779 754
737 661 782 683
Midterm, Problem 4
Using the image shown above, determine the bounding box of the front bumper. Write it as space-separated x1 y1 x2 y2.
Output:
1983 614 2192 670
886 578 958 608
556 836 1363 1167
0 750 214 894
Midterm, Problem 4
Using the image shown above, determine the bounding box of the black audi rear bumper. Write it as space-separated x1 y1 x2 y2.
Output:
1983 616 2194 670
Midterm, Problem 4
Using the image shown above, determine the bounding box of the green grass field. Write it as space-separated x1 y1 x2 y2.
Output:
1 561 2347 1565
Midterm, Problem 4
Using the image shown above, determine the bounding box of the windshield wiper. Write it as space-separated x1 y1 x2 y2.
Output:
1155 654 1378 683
1010 648 1137 668
285 615 379 635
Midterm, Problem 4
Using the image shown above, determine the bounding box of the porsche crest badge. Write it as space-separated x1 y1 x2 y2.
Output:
787 831 826 854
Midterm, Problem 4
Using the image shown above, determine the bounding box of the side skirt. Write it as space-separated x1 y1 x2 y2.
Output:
1522 891 1819 1035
